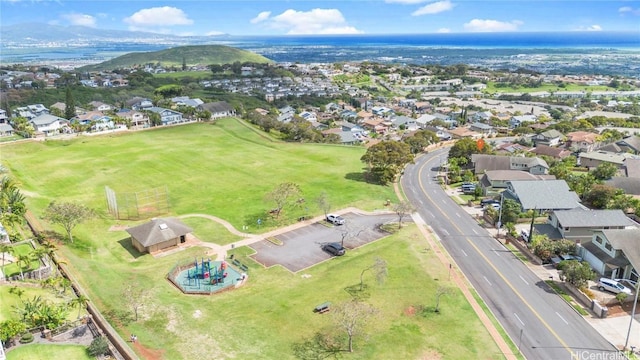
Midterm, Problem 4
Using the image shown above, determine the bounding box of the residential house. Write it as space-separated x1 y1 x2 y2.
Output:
117 109 148 128
27 104 48 116
277 105 296 123
198 101 236 120
579 228 640 280
469 122 494 135
532 129 564 147
0 123 14 137
579 151 633 169
509 114 537 128
392 116 419 131
126 217 193 254
529 145 572 159
29 114 67 136
479 170 555 195
424 125 452 141
502 179 581 212
0 109 8 124
547 208 635 244
448 127 481 139
565 131 600 153
471 154 549 175
146 107 183 125
473 111 494 123
127 97 153 111
495 142 531 155
88 101 113 112
299 111 317 122
416 114 436 128
604 136 640 155
171 96 204 108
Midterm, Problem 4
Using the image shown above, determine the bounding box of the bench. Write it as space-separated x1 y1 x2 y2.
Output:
314 302 331 314
240 264 249 272
232 259 241 267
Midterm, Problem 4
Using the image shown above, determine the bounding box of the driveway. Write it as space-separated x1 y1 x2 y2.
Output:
250 212 400 272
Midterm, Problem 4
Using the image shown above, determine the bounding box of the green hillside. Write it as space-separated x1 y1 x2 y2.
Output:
79 45 272 71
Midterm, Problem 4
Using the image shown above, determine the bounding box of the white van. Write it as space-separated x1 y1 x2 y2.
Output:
598 278 633 295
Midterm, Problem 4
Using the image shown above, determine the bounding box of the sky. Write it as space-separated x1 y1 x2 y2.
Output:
1 0 639 36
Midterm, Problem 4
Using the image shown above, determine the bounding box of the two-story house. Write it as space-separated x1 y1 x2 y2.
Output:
532 129 564 147
565 131 599 153
547 208 635 243
502 180 581 212
146 107 183 125
579 228 640 280
29 114 67 136
471 154 549 175
198 101 236 120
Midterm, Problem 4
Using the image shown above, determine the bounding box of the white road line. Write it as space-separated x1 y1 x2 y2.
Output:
494 250 501 257
442 199 447 204
472 229 478 235
483 276 492 286
514 313 525 326
440 229 449 236
460 249 468 257
519 275 529 285
455 212 461 218
556 312 569 325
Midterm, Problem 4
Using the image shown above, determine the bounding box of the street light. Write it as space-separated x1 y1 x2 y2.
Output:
624 280 640 351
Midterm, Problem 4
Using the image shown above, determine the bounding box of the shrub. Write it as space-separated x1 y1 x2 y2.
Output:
19 332 34 344
87 336 110 357
616 292 628 305
580 287 595 299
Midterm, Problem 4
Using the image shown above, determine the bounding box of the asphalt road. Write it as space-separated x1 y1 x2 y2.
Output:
401 148 618 360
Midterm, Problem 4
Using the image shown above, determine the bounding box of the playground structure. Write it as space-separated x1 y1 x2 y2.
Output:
167 257 247 295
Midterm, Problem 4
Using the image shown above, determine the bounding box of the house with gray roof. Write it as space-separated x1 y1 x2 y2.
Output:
198 101 235 120
29 114 68 136
532 129 564 147
503 180 581 212
509 114 537 128
579 151 635 169
547 208 635 243
469 122 494 135
146 107 183 125
615 136 640 155
529 145 572 159
0 123 14 137
579 228 640 280
479 170 555 196
126 217 193 254
471 154 549 175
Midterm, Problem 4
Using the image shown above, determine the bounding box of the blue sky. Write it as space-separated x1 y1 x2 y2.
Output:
1 0 639 36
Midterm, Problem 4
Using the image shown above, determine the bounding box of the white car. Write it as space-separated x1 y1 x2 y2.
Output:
326 214 345 225
598 278 633 295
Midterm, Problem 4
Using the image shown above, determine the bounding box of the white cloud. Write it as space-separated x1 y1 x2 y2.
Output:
124 6 193 27
251 11 271 24
463 19 523 32
205 30 225 36
574 24 603 31
436 28 450 33
267 8 363 35
61 13 97 28
412 1 455 16
385 0 430 4
619 6 640 15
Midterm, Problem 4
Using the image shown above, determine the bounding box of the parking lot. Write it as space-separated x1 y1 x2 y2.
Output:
250 212 400 272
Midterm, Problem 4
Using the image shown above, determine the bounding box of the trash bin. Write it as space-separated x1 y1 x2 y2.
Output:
601 306 608 318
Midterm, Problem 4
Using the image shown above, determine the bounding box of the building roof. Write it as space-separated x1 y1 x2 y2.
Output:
530 145 572 159
566 131 599 144
605 177 640 196
538 129 563 139
472 154 548 174
617 136 640 153
30 113 66 126
199 101 234 114
507 180 581 210
126 218 193 247
625 159 640 178
553 208 634 228
483 170 555 182
579 151 632 166
600 229 640 271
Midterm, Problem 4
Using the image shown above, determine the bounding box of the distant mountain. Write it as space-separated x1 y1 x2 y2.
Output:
77 45 272 71
0 23 229 45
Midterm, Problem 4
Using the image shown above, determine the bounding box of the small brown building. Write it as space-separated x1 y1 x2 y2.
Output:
126 218 193 254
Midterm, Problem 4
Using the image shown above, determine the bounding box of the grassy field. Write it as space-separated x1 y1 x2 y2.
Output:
0 284 87 322
153 70 212 80
0 119 506 359
484 82 614 94
6 344 92 360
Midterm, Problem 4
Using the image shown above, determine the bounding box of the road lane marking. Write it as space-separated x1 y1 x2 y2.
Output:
440 229 449 236
472 229 479 235
460 249 468 257
456 212 461 218
514 313 525 326
416 157 578 359
519 275 529 285
556 312 569 325
484 276 492 286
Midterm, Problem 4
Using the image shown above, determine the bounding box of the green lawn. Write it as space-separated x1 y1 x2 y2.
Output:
6 344 92 360
484 81 615 94
179 216 244 245
153 70 211 80
1 243 41 278
0 119 505 359
0 284 88 322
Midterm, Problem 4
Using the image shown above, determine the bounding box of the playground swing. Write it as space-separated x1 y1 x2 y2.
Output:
186 258 228 287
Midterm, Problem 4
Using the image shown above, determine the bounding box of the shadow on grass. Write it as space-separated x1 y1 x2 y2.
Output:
344 172 369 183
103 308 134 327
418 305 442 318
344 283 371 301
291 330 344 360
117 238 144 259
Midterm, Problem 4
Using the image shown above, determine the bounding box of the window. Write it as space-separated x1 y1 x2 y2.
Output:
595 236 603 244
605 242 613 251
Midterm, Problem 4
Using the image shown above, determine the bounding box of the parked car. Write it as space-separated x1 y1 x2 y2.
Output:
598 278 633 295
520 230 530 242
461 183 477 194
322 242 346 256
326 214 345 225
480 198 499 206
484 203 500 211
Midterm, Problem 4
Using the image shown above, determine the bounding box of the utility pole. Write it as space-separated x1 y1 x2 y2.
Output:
496 192 504 237
624 281 640 351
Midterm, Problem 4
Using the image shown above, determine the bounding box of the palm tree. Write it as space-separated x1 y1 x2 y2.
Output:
69 294 90 318
14 253 32 280
0 243 14 267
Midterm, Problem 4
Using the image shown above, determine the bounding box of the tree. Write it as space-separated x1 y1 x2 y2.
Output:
0 243 13 267
392 201 415 229
64 87 76 120
43 202 94 243
434 286 453 313
448 137 491 165
403 130 439 154
87 336 110 357
182 56 187 71
500 198 522 225
122 284 149 322
559 260 595 288
14 253 32 280
332 300 377 352
359 257 388 291
591 162 618 181
583 184 617 209
69 294 90 318
315 191 331 219
265 182 302 218
360 141 413 185
0 319 26 346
